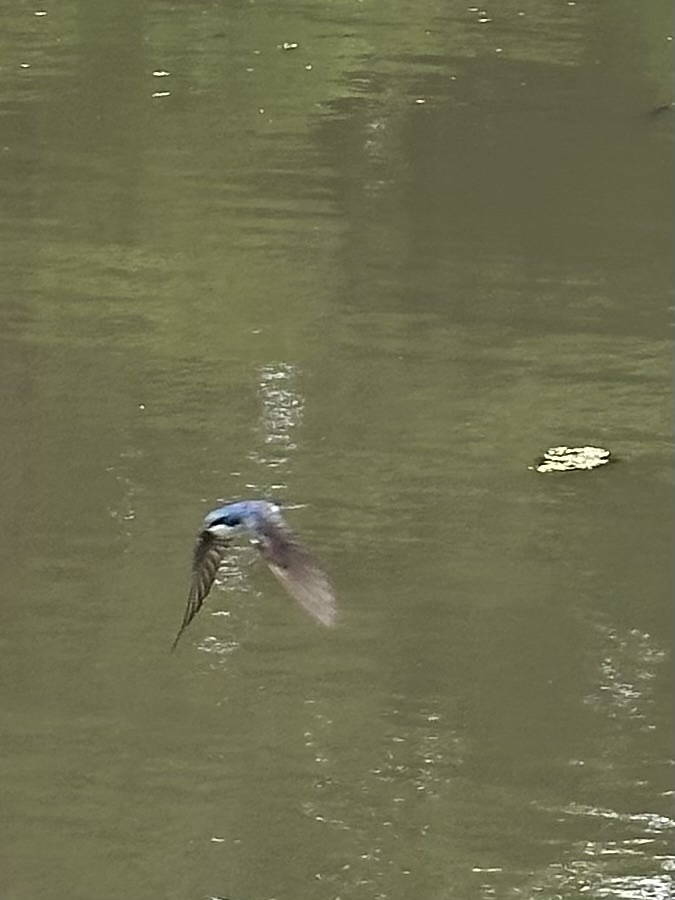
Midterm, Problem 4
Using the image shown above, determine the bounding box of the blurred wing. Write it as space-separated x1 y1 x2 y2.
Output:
252 514 337 627
171 530 231 650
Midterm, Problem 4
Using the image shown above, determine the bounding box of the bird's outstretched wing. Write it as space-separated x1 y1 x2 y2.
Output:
171 530 231 651
251 511 337 627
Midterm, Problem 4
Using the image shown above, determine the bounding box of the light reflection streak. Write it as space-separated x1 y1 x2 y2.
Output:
583 626 666 726
248 362 304 481
299 701 467 895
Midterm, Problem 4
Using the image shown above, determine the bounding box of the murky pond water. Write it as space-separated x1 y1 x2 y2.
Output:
1 2 672 898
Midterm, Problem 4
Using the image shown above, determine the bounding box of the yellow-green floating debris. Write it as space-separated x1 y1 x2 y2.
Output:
533 446 612 473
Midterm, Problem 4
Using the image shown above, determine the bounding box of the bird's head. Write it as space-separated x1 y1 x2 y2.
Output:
202 499 271 535
202 503 245 536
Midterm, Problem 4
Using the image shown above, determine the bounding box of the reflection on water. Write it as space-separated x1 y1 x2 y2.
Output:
584 625 667 726
106 448 142 553
258 363 304 456
518 802 674 900
520 619 674 900
198 632 240 662
298 702 469 896
248 362 304 486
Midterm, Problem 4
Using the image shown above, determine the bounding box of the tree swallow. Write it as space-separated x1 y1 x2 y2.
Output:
172 500 336 650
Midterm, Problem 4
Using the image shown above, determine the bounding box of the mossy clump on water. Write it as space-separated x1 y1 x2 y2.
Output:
532 446 612 473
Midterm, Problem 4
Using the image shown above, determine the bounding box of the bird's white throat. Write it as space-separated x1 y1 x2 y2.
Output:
207 523 238 538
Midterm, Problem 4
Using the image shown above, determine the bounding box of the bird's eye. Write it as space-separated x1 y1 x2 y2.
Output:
207 517 238 537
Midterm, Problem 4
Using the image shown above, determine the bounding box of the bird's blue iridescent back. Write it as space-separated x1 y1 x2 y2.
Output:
203 500 275 530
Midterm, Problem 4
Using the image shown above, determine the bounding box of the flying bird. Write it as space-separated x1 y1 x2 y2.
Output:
172 500 336 650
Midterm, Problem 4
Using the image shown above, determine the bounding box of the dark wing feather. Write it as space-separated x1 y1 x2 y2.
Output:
252 514 337 627
171 530 231 650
